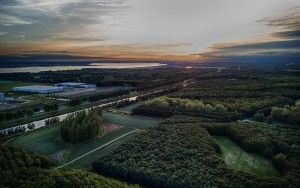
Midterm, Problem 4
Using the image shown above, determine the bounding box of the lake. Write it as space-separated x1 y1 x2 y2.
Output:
0 63 166 73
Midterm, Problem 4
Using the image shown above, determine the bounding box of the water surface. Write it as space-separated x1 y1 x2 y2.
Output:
0 63 166 73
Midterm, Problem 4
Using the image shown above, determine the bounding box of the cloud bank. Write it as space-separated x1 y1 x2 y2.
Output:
0 0 299 62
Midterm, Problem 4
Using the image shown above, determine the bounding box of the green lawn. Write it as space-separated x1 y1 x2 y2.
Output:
214 136 279 176
9 113 162 169
118 101 143 113
102 112 162 129
10 125 64 155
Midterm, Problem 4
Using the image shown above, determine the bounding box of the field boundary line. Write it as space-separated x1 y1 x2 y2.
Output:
54 129 141 169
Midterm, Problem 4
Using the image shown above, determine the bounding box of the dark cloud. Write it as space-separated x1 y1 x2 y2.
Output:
55 37 108 42
195 8 300 64
218 39 300 51
257 6 300 30
197 36 300 63
211 53 300 63
273 29 300 39
0 0 19 6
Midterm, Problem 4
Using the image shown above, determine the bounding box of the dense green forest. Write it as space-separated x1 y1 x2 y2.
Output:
133 96 241 121
201 121 300 175
168 77 296 116
1 68 299 187
0 145 137 188
94 118 300 187
0 107 34 123
270 100 300 125
0 102 59 123
143 97 228 113
60 108 103 143
98 71 299 187
132 74 298 123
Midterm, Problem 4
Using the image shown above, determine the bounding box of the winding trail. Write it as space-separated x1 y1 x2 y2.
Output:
54 129 141 169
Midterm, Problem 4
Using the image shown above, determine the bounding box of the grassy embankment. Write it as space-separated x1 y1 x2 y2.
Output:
214 136 278 176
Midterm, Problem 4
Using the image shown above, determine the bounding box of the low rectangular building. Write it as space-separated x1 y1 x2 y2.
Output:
13 85 64 94
0 92 5 100
55 82 96 88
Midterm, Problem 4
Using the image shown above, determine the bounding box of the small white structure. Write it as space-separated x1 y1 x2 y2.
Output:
0 92 5 100
55 82 96 88
13 85 64 94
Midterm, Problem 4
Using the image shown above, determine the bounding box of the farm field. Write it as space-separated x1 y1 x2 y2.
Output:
214 136 279 176
8 112 162 169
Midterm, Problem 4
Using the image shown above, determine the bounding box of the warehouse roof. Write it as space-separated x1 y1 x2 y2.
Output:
13 85 64 93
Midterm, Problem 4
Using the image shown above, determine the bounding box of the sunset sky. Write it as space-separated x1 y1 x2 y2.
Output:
0 0 299 62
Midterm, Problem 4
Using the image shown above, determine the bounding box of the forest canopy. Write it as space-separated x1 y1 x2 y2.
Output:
60 108 103 144
93 121 297 187
270 100 300 125
0 145 137 188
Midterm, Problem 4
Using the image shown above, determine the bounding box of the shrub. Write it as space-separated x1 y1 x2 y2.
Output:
27 123 35 130
253 112 265 122
274 153 287 172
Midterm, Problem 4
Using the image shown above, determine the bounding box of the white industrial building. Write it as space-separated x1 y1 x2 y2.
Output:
13 85 64 94
55 82 96 88
0 92 5 100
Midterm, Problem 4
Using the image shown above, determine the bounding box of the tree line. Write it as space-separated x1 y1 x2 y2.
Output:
168 77 296 117
270 100 300 125
0 145 137 188
132 96 241 121
0 102 59 123
0 108 34 123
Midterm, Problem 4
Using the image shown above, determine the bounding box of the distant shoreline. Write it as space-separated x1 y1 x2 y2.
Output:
0 63 167 73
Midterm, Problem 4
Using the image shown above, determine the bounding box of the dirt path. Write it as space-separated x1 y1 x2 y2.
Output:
54 129 141 169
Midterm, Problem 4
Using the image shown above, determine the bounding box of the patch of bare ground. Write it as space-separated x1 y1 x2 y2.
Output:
101 123 122 136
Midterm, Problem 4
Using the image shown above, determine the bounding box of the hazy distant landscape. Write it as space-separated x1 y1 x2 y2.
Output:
0 63 165 73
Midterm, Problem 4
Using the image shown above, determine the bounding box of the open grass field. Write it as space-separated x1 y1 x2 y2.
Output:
118 101 143 113
10 125 64 155
0 79 51 93
102 112 162 129
214 136 279 176
8 112 162 169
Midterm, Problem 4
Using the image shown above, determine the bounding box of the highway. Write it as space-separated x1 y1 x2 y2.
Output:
0 82 188 134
